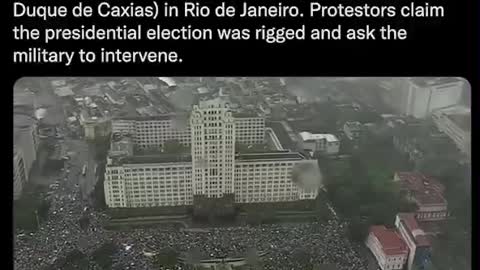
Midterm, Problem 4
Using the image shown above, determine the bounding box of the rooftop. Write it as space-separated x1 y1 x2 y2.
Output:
370 225 408 256
235 151 306 162
397 213 431 247
299 132 339 143
266 121 298 151
447 114 471 132
110 154 192 166
112 114 183 121
410 77 464 88
414 191 447 206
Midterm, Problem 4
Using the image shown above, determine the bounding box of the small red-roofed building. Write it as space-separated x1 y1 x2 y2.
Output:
394 172 449 221
395 213 432 270
366 225 409 270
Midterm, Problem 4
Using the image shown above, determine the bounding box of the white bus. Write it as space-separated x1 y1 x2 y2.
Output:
82 164 87 176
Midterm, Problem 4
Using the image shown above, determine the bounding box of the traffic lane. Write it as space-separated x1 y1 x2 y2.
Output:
67 139 98 200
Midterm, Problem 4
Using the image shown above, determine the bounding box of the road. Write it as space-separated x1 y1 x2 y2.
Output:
17 77 100 202
65 139 98 202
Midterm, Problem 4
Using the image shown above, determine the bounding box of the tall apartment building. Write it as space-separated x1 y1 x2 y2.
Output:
104 99 319 208
392 78 465 119
111 113 265 149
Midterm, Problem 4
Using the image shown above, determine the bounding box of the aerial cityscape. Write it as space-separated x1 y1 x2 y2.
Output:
14 77 471 270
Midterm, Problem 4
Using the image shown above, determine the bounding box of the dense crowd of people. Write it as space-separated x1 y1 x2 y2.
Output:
15 142 368 270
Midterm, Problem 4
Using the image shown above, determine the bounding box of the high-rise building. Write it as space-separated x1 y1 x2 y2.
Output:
190 99 236 198
395 213 432 270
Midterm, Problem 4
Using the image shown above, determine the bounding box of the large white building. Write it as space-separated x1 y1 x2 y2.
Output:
391 78 465 119
395 213 432 270
111 113 265 150
432 106 471 157
104 99 319 208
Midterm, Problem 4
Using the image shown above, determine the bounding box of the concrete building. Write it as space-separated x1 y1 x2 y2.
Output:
234 152 319 203
432 106 471 157
392 78 465 119
394 172 448 221
298 132 340 155
13 123 38 200
104 99 319 208
14 146 27 200
395 213 432 270
366 225 409 270
190 99 236 198
111 113 266 150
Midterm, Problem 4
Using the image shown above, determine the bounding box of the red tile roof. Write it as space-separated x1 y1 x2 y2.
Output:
395 172 448 206
370 225 409 256
397 213 431 247
414 191 447 206
395 172 445 194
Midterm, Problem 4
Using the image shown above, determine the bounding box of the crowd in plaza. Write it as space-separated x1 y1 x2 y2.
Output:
15 143 368 270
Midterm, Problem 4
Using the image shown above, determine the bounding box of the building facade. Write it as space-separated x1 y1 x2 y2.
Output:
298 132 340 155
111 114 266 150
366 225 409 270
432 106 471 157
104 99 319 208
234 115 266 145
104 152 318 208
395 213 432 270
13 147 27 200
234 153 318 203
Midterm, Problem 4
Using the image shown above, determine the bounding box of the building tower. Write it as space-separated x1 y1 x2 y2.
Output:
190 98 235 198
